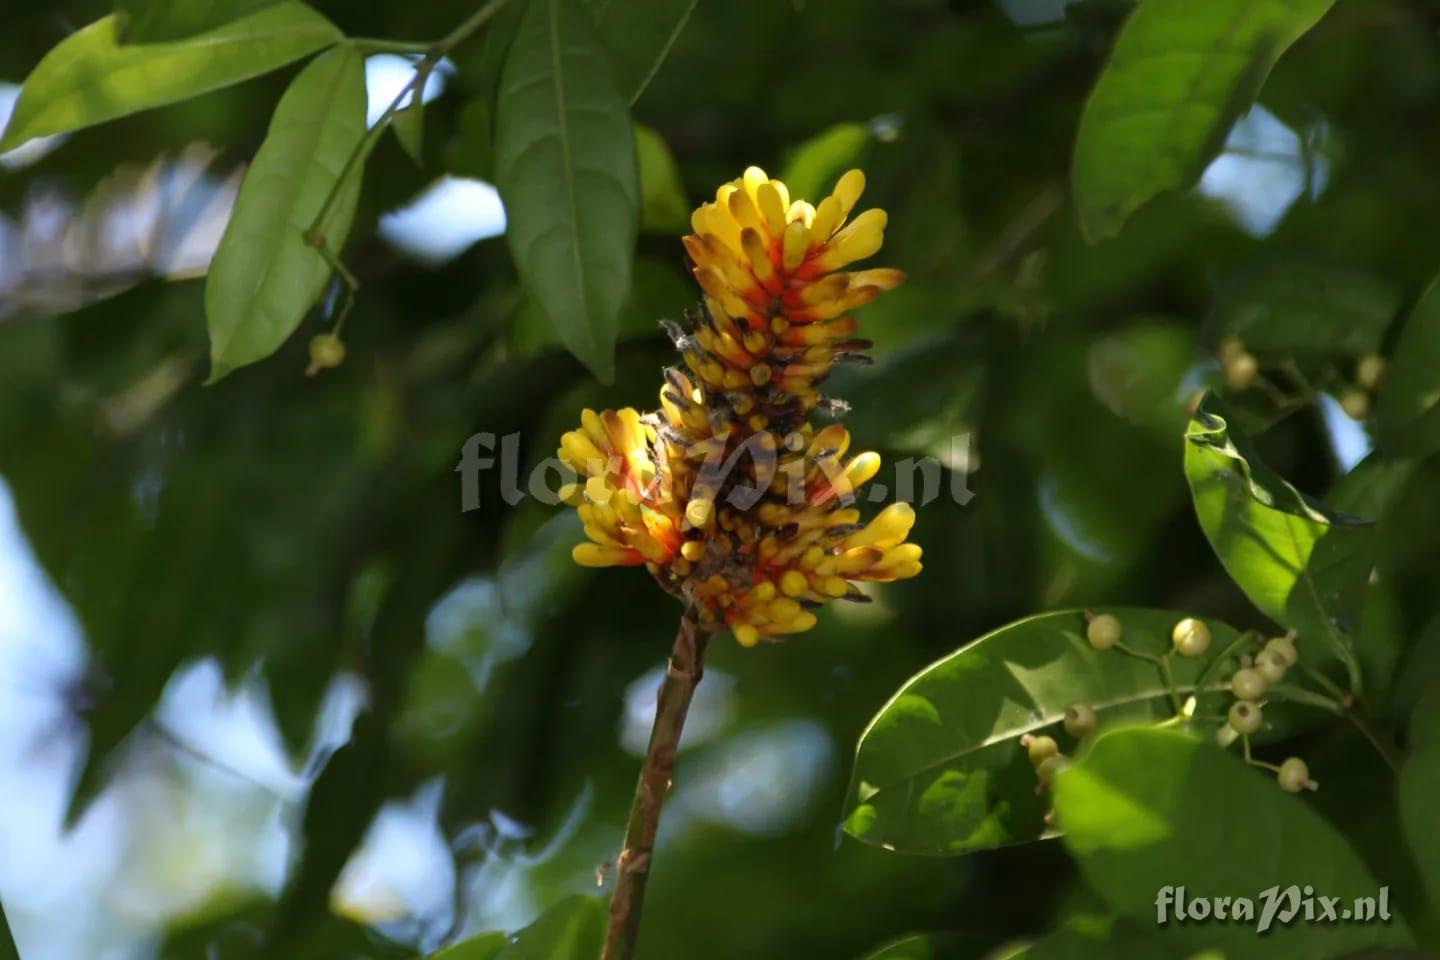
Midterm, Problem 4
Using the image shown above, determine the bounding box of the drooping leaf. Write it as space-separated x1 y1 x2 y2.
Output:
1376 274 1440 459
635 123 689 234
115 0 284 43
205 44 367 381
0 2 340 151
1184 394 1374 685
779 122 871 206
1399 692 1440 915
494 0 639 383
591 0 698 104
843 608 1241 856
1053 728 1413 957
429 932 509 960
496 897 604 960
1212 260 1400 362
1072 0 1336 240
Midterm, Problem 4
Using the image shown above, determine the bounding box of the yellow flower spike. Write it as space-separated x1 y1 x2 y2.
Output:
846 502 916 550
814 209 887 272
755 181 788 236
562 167 916 642
779 570 809 597
832 169 866 220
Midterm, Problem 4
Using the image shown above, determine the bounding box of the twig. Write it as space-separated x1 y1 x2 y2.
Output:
602 606 711 960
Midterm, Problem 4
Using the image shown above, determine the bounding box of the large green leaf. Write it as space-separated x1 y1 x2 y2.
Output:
495 0 639 383
1072 0 1336 241
1399 692 1440 915
498 897 604 960
115 0 285 43
0 2 339 151
1376 274 1440 459
635 123 689 234
843 608 1240 856
429 932 508 960
1184 394 1374 685
591 0 698 104
1213 260 1401 361
205 44 367 380
1054 728 1412 958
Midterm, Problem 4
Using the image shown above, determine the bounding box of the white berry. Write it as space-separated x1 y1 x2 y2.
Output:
1087 613 1122 651
1231 667 1267 701
1172 617 1212 657
1227 700 1263 735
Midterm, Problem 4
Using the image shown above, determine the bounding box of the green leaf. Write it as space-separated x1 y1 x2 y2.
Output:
1213 260 1400 361
1184 394 1374 684
0 898 17 960
1072 0 1336 241
1399 691 1440 915
1376 274 1440 459
1053 727 1412 957
0 2 340 151
591 0 698 104
391 62 432 166
996 915 1198 960
855 933 994 960
779 122 871 206
429 932 508 960
447 98 495 181
843 608 1241 856
205 44 367 380
511 256 688 356
497 897 604 960
494 0 639 384
115 0 284 43
635 123 689 234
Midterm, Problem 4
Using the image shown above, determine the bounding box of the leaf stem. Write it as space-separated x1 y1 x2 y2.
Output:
1158 652 1182 713
603 607 711 960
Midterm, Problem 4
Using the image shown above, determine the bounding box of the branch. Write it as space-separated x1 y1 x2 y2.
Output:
602 606 711 960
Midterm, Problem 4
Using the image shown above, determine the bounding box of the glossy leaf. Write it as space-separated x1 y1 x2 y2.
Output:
1376 274 1440 458
1399 692 1440 914
430 932 508 960
497 897 604 960
779 122 871 206
1073 0 1336 240
591 0 698 104
0 2 340 151
1054 727 1412 957
844 608 1240 856
635 123 689 234
1213 260 1400 361
205 44 367 380
1184 394 1374 683
495 0 639 383
115 0 284 43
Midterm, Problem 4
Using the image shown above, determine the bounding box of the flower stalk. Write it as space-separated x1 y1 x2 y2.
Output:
603 607 712 960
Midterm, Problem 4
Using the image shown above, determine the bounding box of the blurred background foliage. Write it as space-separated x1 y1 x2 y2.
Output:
3 0 1440 958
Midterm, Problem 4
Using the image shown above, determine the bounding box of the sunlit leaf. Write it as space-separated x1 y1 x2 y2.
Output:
495 0 639 383
1399 692 1440 915
115 0 284 43
591 0 698 104
1073 0 1336 240
0 2 340 151
843 608 1241 856
205 44 367 380
1054 727 1413 957
635 123 689 234
1376 274 1440 459
1184 394 1374 685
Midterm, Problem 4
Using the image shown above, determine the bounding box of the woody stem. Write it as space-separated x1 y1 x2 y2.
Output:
602 606 710 960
